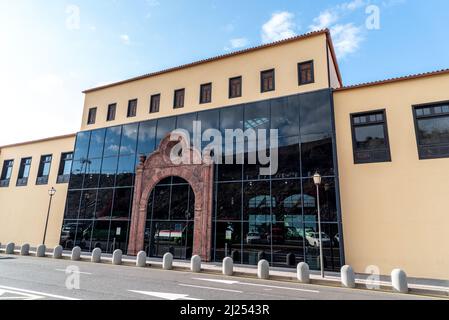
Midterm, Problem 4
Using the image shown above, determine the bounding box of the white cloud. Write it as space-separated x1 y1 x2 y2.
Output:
309 10 339 31
261 11 297 44
120 34 130 45
331 23 363 58
65 4 80 30
340 0 367 11
231 38 249 48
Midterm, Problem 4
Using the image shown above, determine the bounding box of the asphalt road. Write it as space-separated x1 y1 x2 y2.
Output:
0 254 437 301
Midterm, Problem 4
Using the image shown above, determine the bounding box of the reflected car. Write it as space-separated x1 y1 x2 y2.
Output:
267 227 284 244
155 230 183 244
305 232 331 247
246 232 261 244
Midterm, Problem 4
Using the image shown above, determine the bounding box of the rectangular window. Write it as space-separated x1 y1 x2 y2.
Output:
261 69 275 93
36 155 52 185
298 60 315 85
87 107 97 125
351 110 391 164
107 103 116 121
229 76 242 99
174 89 185 109
150 94 160 113
0 160 14 187
17 157 32 186
57 152 73 184
200 83 212 104
413 102 449 159
127 99 138 117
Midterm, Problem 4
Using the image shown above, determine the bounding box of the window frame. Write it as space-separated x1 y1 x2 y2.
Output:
298 60 315 85
87 107 97 125
127 99 138 118
36 154 53 185
412 100 449 160
260 69 275 93
229 76 242 99
17 157 32 187
150 94 161 114
350 109 392 164
173 89 185 109
57 152 73 184
200 83 212 104
107 103 117 122
0 159 14 188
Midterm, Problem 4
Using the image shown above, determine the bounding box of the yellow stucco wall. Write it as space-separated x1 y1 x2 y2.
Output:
334 73 449 280
81 33 333 130
0 135 75 248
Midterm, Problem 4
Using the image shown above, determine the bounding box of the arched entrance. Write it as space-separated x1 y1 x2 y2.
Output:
127 135 214 261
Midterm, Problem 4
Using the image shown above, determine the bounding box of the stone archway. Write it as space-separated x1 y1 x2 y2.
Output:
127 135 214 261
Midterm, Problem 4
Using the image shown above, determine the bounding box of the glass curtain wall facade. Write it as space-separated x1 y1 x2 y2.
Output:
60 88 342 271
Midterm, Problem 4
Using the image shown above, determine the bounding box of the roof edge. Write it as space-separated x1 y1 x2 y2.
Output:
325 30 343 87
335 68 449 92
83 29 330 94
0 133 76 150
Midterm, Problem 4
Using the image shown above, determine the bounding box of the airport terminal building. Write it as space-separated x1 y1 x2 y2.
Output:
1 29 448 280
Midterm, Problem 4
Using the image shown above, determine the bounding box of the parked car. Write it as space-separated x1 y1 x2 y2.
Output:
305 232 331 247
246 232 261 244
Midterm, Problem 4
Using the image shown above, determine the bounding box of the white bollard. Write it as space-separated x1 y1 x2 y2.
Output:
20 244 30 256
297 262 310 284
36 245 46 257
258 259 270 280
223 257 234 276
71 246 81 261
53 246 63 259
112 249 123 265
91 248 102 263
6 242 15 254
136 251 147 267
191 255 201 273
391 269 409 294
163 252 173 270
341 265 356 288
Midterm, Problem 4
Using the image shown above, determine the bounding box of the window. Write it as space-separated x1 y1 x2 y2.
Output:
174 89 185 109
150 94 160 114
87 107 97 125
57 152 73 184
413 102 449 159
298 61 314 85
351 110 391 164
261 69 275 93
36 155 52 185
107 103 116 121
0 160 14 187
127 99 138 117
200 83 212 104
229 76 242 99
17 157 32 186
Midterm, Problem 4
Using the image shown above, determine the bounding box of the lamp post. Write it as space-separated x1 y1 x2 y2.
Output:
43 187 56 245
313 172 325 278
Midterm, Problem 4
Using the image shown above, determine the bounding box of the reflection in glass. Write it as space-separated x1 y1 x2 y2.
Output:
156 117 176 148
65 191 81 219
83 158 102 189
216 183 242 221
74 131 91 161
271 96 300 137
120 124 138 155
99 156 118 188
273 136 300 179
116 155 136 187
69 160 84 189
75 220 94 250
60 220 77 249
302 178 337 223
244 101 270 130
301 134 334 177
79 190 97 220
111 188 132 220
96 189 113 219
90 220 110 252
214 222 242 262
88 129 106 159
104 126 122 158
300 90 332 136
137 121 157 157
109 221 129 252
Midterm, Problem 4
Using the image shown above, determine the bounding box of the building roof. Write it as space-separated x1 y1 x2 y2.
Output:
0 133 76 150
83 29 343 93
335 68 449 92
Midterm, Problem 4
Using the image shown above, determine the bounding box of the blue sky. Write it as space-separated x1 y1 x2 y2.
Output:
1 0 449 145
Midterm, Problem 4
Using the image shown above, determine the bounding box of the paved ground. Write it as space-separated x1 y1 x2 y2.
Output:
0 254 439 301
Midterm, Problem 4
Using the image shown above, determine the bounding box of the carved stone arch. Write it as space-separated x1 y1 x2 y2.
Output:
127 135 214 261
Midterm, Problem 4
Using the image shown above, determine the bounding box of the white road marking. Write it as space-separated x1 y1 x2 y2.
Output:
129 290 202 301
0 289 41 300
0 285 80 300
179 283 243 293
55 269 92 275
193 278 320 294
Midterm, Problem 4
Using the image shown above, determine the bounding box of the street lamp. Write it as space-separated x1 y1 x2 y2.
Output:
313 172 325 278
43 187 56 245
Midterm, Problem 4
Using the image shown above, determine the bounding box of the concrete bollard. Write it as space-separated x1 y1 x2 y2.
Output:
223 257 234 276
6 242 15 254
53 246 63 259
71 246 81 261
297 262 310 284
391 269 409 294
163 252 173 270
20 244 30 256
36 245 46 257
112 249 122 265
258 259 270 280
136 251 147 268
191 255 201 273
91 248 102 263
341 265 356 288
